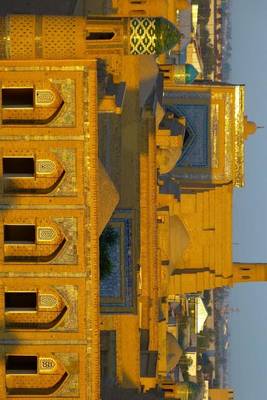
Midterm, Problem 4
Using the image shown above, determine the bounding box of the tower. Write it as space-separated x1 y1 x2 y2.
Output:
209 388 234 400
0 15 182 59
0 15 182 85
233 263 267 284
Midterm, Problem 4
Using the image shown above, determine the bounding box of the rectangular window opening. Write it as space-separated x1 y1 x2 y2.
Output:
3 157 35 177
129 10 146 14
6 355 37 374
5 292 37 311
86 32 115 40
2 88 34 109
130 0 147 4
4 225 36 244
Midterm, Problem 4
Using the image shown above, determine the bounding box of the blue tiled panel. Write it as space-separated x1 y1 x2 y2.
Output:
166 104 209 168
100 210 135 313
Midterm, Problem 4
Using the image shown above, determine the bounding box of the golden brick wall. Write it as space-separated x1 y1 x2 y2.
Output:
0 15 128 61
0 61 100 399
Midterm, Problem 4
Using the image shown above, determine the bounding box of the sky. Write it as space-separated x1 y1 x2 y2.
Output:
230 0 267 399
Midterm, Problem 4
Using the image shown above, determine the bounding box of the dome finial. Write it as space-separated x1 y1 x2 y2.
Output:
176 0 191 10
243 115 257 139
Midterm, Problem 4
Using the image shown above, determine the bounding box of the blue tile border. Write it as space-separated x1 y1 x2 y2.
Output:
100 209 136 313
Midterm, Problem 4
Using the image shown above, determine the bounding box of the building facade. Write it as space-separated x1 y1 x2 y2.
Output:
0 4 261 400
0 11 185 400
0 14 107 400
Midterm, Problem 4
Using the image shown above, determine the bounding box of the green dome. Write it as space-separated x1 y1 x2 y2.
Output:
130 17 182 56
185 64 198 83
154 18 183 55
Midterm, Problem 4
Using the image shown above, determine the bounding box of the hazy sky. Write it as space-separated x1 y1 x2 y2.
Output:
230 1 267 399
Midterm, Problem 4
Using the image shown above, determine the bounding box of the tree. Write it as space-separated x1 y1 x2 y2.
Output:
99 224 119 280
188 382 204 400
207 306 212 316
197 334 210 351
202 290 211 306
179 354 192 381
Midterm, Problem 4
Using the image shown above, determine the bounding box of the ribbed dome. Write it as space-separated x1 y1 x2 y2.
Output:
169 215 190 273
98 161 119 236
157 147 183 175
154 18 183 55
185 63 198 83
166 332 183 372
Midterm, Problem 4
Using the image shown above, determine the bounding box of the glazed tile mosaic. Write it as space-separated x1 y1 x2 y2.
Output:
100 209 136 313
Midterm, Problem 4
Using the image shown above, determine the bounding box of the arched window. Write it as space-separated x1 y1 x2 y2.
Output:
181 126 195 158
183 129 191 147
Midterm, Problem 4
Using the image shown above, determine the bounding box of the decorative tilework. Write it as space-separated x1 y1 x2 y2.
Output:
53 352 79 397
52 217 78 264
48 79 76 127
100 210 136 313
130 18 156 55
52 285 78 332
51 147 77 197
166 104 210 168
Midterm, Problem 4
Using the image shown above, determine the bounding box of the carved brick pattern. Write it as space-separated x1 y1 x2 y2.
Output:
52 217 78 265
36 160 56 174
51 147 77 196
9 15 35 59
39 294 59 308
49 79 76 127
35 90 55 105
52 285 79 332
42 17 80 59
37 227 57 242
53 352 79 397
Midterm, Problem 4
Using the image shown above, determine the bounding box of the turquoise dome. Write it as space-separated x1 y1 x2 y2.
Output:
185 63 199 83
155 18 183 55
